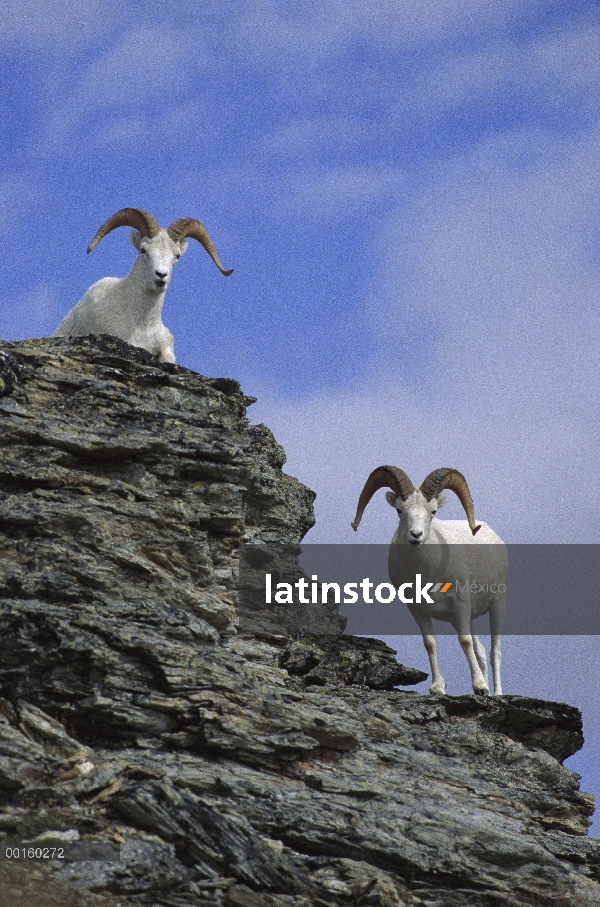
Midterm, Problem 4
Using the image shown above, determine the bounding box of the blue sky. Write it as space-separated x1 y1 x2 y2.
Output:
1 0 599 828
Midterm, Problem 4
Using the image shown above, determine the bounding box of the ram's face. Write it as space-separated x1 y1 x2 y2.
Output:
130 230 188 293
386 489 446 544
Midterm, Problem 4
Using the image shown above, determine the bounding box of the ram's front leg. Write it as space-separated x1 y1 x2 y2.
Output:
408 606 446 694
450 597 490 696
153 325 176 363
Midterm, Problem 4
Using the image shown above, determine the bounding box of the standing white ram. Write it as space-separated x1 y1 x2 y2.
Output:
53 208 233 363
351 466 507 696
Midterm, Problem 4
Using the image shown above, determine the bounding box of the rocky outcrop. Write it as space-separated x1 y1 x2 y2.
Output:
0 336 598 907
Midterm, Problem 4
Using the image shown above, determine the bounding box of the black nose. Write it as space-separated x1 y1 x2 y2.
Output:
410 530 423 539
155 270 168 279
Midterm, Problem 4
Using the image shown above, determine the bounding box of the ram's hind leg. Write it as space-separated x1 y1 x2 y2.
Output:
489 595 506 696
472 632 489 688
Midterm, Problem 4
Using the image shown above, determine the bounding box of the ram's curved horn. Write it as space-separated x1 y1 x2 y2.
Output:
167 218 233 276
419 468 481 535
87 208 161 254
351 466 415 531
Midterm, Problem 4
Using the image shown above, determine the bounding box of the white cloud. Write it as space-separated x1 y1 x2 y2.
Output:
372 125 600 360
235 0 539 62
0 174 44 239
0 284 59 340
279 166 404 218
393 11 600 121
261 118 372 158
22 22 213 158
0 0 119 49
87 101 213 154
529 16 600 93
91 116 148 150
81 25 200 108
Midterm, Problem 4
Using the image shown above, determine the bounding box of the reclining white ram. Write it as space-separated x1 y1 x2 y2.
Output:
351 466 507 696
53 208 233 363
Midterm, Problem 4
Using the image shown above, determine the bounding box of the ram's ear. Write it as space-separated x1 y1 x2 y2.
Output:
385 491 399 508
129 230 142 250
179 239 188 255
436 493 448 509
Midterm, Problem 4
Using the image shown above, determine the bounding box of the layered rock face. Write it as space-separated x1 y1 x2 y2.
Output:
0 336 598 907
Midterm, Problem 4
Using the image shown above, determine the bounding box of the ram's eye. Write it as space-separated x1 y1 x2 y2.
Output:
431 510 437 516
140 248 147 254
175 254 180 260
